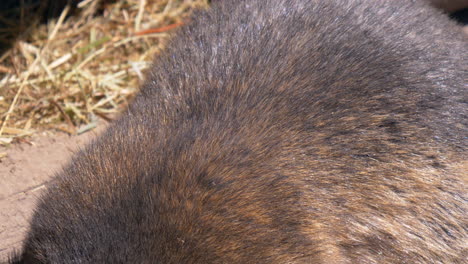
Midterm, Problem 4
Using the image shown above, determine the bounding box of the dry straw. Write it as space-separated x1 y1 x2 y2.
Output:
0 0 208 142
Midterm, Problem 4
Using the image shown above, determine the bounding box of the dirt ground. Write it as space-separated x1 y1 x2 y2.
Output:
0 125 106 261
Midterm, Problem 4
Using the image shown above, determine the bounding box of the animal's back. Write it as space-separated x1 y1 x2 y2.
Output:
11 0 467 263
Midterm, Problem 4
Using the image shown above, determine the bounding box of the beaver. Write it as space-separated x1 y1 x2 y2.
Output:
10 0 467 263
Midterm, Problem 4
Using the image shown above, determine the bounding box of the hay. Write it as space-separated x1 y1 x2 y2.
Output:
0 0 209 141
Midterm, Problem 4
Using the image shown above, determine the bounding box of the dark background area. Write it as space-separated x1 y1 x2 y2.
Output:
0 0 117 55
451 8 468 23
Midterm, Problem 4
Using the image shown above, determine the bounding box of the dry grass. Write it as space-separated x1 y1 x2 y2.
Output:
0 0 209 144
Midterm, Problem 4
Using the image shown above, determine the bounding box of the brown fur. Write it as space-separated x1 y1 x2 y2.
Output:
428 0 468 12
10 0 467 263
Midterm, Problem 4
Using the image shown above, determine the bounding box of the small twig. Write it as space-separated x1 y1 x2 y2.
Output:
0 49 12 64
75 47 106 70
134 22 183 36
135 0 147 31
78 0 95 8
51 100 76 131
0 65 12 74
94 111 114 122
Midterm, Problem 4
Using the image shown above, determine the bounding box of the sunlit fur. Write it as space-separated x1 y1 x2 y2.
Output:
11 0 467 263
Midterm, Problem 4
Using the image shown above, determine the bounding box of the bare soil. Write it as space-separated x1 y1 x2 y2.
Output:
0 125 106 261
